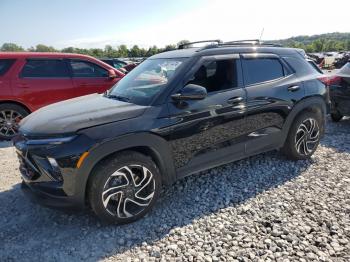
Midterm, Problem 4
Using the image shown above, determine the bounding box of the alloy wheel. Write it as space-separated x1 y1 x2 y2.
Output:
0 110 23 138
102 165 155 218
295 118 320 156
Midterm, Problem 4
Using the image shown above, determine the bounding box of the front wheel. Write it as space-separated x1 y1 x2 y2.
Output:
88 151 161 224
0 103 29 140
282 111 323 160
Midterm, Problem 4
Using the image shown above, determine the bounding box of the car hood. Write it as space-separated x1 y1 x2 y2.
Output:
19 94 148 136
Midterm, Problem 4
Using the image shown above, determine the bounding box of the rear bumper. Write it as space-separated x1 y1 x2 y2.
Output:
21 181 84 211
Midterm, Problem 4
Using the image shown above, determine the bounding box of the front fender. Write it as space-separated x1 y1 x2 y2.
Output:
74 132 176 206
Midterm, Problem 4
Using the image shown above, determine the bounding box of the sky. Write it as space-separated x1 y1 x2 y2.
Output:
0 0 349 49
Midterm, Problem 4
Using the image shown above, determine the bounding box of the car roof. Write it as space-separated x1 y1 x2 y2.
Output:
0 52 96 60
150 46 302 59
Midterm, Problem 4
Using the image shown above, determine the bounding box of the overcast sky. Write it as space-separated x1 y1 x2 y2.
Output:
1 0 349 49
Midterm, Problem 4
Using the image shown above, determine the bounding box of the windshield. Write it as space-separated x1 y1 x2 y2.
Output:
107 58 186 105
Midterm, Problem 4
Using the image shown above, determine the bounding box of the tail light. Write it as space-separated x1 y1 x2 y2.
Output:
318 75 342 86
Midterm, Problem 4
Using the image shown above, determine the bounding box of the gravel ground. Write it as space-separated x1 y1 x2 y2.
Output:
0 118 350 261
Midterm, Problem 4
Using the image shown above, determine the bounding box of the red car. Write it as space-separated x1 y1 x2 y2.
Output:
0 52 124 139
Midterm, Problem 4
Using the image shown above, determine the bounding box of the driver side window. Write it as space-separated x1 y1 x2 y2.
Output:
188 58 243 93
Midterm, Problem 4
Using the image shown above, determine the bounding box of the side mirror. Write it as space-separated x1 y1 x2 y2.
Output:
171 84 207 101
108 69 117 79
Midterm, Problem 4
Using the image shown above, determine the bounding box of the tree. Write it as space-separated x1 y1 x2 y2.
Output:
146 45 159 57
129 45 141 57
177 40 190 48
117 45 129 57
104 45 119 58
61 47 76 53
0 43 24 51
164 44 176 52
88 48 104 57
34 44 56 52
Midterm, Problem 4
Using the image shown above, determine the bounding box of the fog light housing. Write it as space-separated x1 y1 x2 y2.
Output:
47 157 63 181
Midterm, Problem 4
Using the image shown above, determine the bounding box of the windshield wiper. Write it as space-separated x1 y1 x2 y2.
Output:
105 94 130 102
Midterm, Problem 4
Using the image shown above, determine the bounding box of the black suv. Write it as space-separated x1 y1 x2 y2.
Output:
14 40 328 224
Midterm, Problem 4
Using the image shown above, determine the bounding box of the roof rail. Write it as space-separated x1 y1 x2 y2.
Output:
178 40 222 49
220 39 282 47
224 39 261 45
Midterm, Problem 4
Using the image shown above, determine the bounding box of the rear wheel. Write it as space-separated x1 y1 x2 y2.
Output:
88 151 161 224
282 111 323 160
330 111 343 122
0 103 29 140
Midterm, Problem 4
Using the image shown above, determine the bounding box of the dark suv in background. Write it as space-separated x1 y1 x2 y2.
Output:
328 62 350 121
14 40 328 224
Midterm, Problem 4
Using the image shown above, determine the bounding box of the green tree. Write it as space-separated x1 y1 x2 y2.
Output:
34 44 57 52
129 45 141 57
177 40 190 48
146 45 158 57
117 45 129 57
61 47 76 53
164 44 176 51
88 48 104 57
104 45 119 58
0 43 25 51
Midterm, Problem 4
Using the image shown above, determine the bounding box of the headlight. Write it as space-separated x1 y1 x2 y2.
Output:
26 136 76 145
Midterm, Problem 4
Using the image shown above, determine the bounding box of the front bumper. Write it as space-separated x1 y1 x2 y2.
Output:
21 181 82 210
14 134 95 211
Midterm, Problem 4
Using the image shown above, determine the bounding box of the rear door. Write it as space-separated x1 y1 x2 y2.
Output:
13 58 74 110
242 53 304 155
69 59 116 96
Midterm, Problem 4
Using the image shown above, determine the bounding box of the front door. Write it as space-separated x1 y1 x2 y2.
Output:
69 59 115 97
167 54 248 176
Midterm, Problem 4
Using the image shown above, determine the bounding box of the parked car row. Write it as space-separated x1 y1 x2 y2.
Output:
308 51 350 69
99 58 138 74
0 52 125 139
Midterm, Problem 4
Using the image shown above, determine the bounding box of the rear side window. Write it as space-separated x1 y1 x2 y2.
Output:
70 60 108 78
243 58 284 85
21 59 70 78
0 59 15 76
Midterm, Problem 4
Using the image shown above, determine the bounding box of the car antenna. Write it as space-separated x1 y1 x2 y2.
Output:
259 27 265 42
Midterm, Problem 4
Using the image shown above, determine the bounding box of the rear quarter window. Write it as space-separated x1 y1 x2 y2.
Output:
0 59 16 76
283 56 317 76
243 58 285 85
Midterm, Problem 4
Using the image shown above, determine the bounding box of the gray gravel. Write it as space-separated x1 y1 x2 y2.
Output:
1 118 350 261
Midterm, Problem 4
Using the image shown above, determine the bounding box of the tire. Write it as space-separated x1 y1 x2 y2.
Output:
0 103 29 140
282 111 323 160
330 111 343 122
88 151 162 224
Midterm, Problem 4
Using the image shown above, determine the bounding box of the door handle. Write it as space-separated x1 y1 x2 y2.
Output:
288 85 300 92
227 96 244 104
18 84 29 88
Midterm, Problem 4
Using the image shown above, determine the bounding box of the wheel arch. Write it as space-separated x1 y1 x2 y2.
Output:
282 95 327 141
74 132 176 206
0 100 32 113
